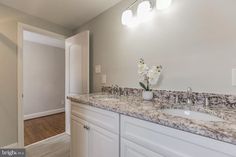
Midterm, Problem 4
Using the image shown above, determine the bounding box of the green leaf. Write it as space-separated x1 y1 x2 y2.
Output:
139 82 147 91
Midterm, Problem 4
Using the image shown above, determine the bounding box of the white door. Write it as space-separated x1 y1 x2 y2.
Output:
89 123 119 157
121 139 164 157
65 31 90 134
71 116 89 157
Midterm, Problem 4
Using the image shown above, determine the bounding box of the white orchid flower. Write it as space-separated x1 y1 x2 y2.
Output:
147 66 161 85
149 73 160 85
138 63 149 75
137 58 162 91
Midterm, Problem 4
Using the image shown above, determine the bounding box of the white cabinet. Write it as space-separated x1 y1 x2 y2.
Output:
121 115 236 157
71 102 236 157
121 139 164 157
89 123 119 157
71 103 119 157
71 116 89 157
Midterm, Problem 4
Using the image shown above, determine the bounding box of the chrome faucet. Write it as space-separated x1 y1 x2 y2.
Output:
111 85 115 95
175 95 179 104
112 85 122 97
114 85 119 95
204 97 209 108
186 87 193 105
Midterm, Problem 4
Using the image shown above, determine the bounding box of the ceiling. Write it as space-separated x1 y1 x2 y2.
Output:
0 0 122 30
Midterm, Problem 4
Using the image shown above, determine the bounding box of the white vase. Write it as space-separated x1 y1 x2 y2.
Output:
142 91 153 101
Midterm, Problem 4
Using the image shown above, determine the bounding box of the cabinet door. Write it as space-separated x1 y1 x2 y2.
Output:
89 123 119 157
71 116 89 157
121 139 164 157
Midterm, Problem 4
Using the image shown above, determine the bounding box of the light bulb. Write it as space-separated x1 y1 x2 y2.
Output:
121 10 133 26
137 1 153 23
156 0 172 10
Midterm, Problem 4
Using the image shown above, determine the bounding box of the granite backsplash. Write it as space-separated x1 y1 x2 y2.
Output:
101 86 236 108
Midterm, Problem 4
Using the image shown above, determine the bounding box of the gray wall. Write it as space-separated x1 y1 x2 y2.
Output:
76 0 236 95
0 3 71 147
23 41 65 116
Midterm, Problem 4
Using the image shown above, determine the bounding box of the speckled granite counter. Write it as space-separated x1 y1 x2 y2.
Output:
68 93 236 145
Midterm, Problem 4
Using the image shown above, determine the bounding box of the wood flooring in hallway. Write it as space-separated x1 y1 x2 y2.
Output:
24 112 65 146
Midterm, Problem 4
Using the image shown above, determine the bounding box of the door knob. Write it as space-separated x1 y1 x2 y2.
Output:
84 125 90 130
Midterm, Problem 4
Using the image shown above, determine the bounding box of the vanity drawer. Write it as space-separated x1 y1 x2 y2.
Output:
121 115 236 157
71 102 119 134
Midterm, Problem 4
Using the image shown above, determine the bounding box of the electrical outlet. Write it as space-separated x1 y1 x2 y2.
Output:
95 65 101 73
101 74 107 84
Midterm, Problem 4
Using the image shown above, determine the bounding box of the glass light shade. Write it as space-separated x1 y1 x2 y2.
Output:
121 10 133 26
137 1 152 22
156 0 172 10
137 1 152 16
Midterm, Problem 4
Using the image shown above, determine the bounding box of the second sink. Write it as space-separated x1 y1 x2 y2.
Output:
161 109 224 122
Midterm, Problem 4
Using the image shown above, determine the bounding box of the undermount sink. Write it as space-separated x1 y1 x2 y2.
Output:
94 96 119 102
100 97 119 101
161 109 224 122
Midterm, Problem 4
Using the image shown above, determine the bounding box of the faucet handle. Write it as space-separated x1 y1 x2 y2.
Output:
175 95 179 104
111 85 115 94
124 90 128 96
112 85 120 96
186 87 193 105
118 87 122 96
187 87 192 94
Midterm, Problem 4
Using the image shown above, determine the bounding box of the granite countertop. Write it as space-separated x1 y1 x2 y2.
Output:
68 93 236 145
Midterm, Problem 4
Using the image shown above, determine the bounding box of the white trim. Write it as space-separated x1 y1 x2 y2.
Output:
24 108 65 120
17 23 66 147
24 30 65 49
2 143 18 148
25 133 68 148
65 31 90 135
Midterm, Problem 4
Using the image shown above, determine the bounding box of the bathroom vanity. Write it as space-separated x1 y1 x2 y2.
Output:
68 92 236 157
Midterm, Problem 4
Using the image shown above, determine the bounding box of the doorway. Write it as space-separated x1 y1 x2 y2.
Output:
23 30 66 145
18 23 66 147
18 23 90 147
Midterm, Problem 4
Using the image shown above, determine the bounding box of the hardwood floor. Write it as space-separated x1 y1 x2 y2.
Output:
24 112 65 146
26 133 70 157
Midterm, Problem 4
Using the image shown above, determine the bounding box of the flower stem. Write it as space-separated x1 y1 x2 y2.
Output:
147 78 150 91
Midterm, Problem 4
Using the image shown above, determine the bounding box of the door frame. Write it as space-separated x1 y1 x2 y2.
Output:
17 23 66 147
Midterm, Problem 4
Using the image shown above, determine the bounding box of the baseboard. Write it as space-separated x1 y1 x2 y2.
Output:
1 143 18 148
24 108 65 120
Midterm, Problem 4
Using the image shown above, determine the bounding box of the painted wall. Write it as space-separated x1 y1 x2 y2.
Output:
76 0 236 95
0 3 71 147
23 41 65 117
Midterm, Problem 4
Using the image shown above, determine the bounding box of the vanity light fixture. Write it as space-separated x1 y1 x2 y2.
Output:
121 0 138 26
156 0 172 10
137 0 153 22
121 0 172 26
121 10 134 26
